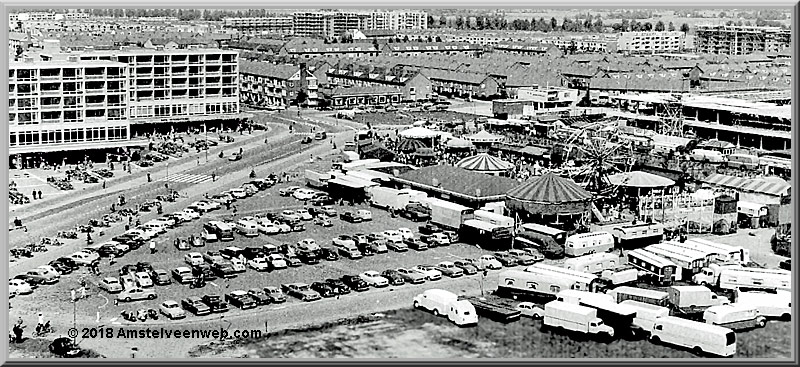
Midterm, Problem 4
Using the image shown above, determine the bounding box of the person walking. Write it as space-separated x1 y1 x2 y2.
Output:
32 190 37 200
149 241 156 254
37 190 42 200
102 181 106 190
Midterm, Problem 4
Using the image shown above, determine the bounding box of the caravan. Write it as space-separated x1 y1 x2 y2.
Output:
564 232 615 257
563 252 621 273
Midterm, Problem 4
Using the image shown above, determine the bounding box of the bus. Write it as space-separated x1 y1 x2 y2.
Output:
627 249 679 285
204 221 235 242
643 245 705 280
683 238 750 264
496 265 603 301
459 219 513 250
649 242 709 271
611 221 664 248
519 223 567 246
564 232 615 257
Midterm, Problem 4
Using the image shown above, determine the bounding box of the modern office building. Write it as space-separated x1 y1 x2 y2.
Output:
695 25 791 55
222 16 294 36
616 31 693 54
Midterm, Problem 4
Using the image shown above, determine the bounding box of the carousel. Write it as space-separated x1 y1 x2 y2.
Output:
455 153 514 177
505 173 594 231
465 130 504 152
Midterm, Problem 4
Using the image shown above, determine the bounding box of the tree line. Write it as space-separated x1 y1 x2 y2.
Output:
426 14 691 34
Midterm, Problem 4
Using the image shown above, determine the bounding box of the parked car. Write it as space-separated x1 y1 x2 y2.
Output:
181 296 211 316
263 286 287 303
340 211 362 223
386 240 408 252
211 262 238 279
519 247 545 262
516 302 545 319
281 283 321 302
356 242 376 257
284 255 303 267
171 267 194 284
159 300 187 320
435 262 464 278
341 275 369 292
380 270 407 286
404 238 428 251
411 265 443 281
247 288 272 306
116 287 156 302
184 252 204 266
310 282 336 298
98 277 123 293
219 246 244 260
278 186 302 197
319 247 339 261
310 195 334 206
134 272 154 287
323 279 351 295
248 257 272 272
493 251 520 267
473 255 502 270
779 259 791 271
225 290 258 309
293 189 318 201
395 268 427 284
360 271 390 287
319 205 337 217
48 260 73 275
453 260 479 275
49 337 83 358
397 228 414 240
314 217 333 227
18 269 59 285
150 269 172 286
201 294 229 313
506 249 537 265
266 254 289 269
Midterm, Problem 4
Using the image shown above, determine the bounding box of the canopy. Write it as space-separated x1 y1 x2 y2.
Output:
465 130 504 143
412 148 436 157
505 173 593 216
607 171 675 188
396 139 427 153
456 153 514 172
445 137 474 149
399 126 439 139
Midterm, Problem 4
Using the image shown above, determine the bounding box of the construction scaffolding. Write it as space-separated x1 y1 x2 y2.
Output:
657 94 684 137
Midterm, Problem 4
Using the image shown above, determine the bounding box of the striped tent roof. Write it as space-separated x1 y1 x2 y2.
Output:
702 174 790 197
455 153 513 172
395 139 427 153
506 173 593 204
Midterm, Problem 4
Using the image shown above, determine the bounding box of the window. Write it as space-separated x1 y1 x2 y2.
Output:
10 133 16 146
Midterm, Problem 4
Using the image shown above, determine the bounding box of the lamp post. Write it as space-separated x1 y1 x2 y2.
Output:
204 123 209 163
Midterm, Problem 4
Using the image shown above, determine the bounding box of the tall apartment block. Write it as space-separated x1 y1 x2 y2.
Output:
292 10 427 38
616 31 692 54
222 16 294 36
695 25 791 55
9 58 131 155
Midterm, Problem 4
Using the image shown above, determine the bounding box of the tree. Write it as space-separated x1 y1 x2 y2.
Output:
621 19 630 32
427 15 436 28
680 23 690 33
550 17 558 31
642 22 653 31
655 20 665 32
435 36 442 42
403 35 410 42
426 35 433 43
593 18 604 32
476 16 484 30
438 16 447 28
668 21 675 31
456 16 465 29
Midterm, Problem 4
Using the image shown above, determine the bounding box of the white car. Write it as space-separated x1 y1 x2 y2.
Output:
382 230 404 243
98 277 124 293
477 255 503 270
279 186 302 196
516 302 545 319
135 272 154 288
184 252 204 266
9 279 33 295
411 265 443 281
180 208 202 220
359 271 389 287
397 228 414 240
248 257 271 272
126 228 157 241
356 210 373 221
297 238 318 249
69 251 99 266
159 300 187 320
229 258 246 272
267 254 288 269
229 188 248 199
296 209 313 221
171 212 194 223
293 189 318 201
36 265 62 280
257 219 281 235
275 222 292 233
281 210 301 222
193 200 221 211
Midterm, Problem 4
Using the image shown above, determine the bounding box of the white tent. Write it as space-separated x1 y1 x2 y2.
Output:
399 126 440 139
465 130 503 143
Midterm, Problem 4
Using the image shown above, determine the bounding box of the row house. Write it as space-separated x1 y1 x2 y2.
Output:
278 42 381 59
325 67 432 101
239 60 319 109
492 43 563 58
379 42 484 58
420 68 501 99
322 85 403 108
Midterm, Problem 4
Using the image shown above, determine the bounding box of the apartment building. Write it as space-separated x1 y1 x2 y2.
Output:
223 17 294 36
239 60 319 109
75 48 241 125
541 35 614 53
616 31 692 54
9 58 131 155
292 11 336 38
292 10 427 38
695 25 791 55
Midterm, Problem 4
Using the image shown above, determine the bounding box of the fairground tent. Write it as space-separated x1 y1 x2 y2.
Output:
506 173 593 216
445 137 475 150
392 165 518 206
456 153 514 174
399 126 439 139
395 139 427 153
465 130 504 143
607 171 676 188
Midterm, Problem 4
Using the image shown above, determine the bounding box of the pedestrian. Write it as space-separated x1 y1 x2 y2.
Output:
114 298 119 307
103 181 106 189
212 173 216 182
37 313 44 330
197 157 200 166
71 289 76 302
80 286 86 300
109 253 116 266
232 205 237 217
225 201 231 211
147 173 152 182
32 190 37 200
149 241 156 254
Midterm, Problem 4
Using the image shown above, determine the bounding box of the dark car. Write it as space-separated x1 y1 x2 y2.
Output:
295 250 319 265
340 275 369 292
404 238 428 251
119 264 139 276
201 294 229 313
340 211 362 223
493 252 519 267
356 242 376 257
175 239 191 251
318 247 339 261
242 247 267 261
112 234 144 249
137 160 154 167
323 278 351 295
380 270 407 286
181 296 212 316
48 260 74 275
263 286 287 303
211 262 238 279
150 269 172 285
779 259 791 271
310 282 336 298
301 136 313 144
225 291 258 310
53 257 79 270
192 264 218 281
310 195 334 206
247 288 272 306
284 255 303 267
281 283 321 302
49 337 83 358
97 243 125 258
219 247 244 260
136 262 154 274
453 260 479 275
418 224 442 236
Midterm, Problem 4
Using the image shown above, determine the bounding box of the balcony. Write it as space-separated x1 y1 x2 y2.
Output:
86 102 105 108
172 71 188 77
42 118 62 124
40 89 61 96
172 83 188 88
40 74 61 81
40 104 61 110
85 74 106 80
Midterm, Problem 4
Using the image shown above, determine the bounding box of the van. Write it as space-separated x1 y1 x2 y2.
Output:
620 300 670 337
689 149 726 163
143 220 169 234
235 219 259 238
736 201 768 218
726 154 759 169
734 289 791 320
650 316 736 357
542 301 614 339
703 304 767 331
413 289 478 326
564 232 615 257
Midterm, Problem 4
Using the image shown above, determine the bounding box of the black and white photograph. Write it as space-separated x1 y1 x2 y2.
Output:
4 4 795 360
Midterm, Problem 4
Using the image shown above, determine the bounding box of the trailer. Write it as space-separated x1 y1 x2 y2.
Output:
564 232 615 257
607 286 670 308
627 249 680 285
600 265 639 286
683 238 750 264
564 252 622 273
421 198 475 230
473 210 514 228
692 263 790 291
644 243 706 280
667 285 729 318
496 266 603 302
304 170 333 189
611 221 664 248
369 187 406 210
461 295 522 323
703 304 767 331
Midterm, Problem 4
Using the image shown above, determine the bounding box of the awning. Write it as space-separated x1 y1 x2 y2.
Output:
329 178 367 189
703 173 790 197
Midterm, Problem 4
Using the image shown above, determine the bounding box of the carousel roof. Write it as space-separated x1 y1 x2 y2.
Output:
465 130 504 143
399 126 439 139
396 138 427 153
506 173 593 204
456 153 514 172
607 171 676 188
445 137 474 149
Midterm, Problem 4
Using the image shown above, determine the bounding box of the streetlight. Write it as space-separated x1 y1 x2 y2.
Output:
204 123 209 163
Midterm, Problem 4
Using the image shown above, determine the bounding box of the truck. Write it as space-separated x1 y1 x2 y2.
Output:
556 290 642 339
542 301 615 341
733 289 791 321
304 170 332 189
702 304 767 331
667 285 729 318
692 263 790 291
421 198 475 230
619 300 670 338
599 265 639 286
461 295 522 323
413 289 478 326
369 187 405 210
607 286 670 308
